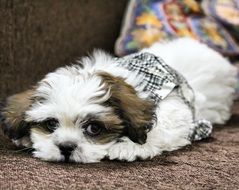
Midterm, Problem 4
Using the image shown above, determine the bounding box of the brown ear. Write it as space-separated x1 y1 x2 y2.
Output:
0 90 34 140
99 72 155 145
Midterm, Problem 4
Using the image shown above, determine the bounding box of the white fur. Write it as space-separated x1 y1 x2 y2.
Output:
24 38 236 163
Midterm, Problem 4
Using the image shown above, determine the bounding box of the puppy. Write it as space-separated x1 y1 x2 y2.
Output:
0 38 237 163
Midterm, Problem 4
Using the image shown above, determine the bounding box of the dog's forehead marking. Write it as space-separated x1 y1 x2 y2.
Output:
60 114 76 128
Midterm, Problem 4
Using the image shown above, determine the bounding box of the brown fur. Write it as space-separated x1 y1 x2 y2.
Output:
98 72 155 144
0 90 34 139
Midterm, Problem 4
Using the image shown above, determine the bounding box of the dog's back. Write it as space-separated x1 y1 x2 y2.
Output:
142 38 237 124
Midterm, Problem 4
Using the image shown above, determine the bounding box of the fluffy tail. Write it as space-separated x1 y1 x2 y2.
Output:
143 38 237 124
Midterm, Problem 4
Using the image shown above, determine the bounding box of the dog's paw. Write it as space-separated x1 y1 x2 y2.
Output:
107 137 155 162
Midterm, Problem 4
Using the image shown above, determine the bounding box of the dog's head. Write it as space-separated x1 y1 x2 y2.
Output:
0 51 155 163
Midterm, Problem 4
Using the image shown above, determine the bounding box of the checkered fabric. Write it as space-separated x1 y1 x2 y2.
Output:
116 52 212 141
190 120 213 141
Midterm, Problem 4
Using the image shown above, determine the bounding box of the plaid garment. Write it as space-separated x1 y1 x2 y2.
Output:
116 52 212 141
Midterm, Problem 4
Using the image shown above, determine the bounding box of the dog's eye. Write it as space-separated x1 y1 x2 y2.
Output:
44 118 58 132
84 122 103 136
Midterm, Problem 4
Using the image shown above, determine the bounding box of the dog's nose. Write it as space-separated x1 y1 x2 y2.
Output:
59 144 76 153
58 143 77 162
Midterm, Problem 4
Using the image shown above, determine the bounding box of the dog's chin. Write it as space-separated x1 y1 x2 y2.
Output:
30 131 113 163
33 148 108 163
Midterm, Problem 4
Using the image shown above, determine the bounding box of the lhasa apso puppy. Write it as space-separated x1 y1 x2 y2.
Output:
0 38 237 163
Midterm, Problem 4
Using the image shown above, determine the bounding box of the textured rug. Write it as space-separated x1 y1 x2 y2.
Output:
0 102 239 190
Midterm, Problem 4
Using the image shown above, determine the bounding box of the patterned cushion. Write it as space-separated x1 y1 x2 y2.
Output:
202 0 239 41
115 0 239 57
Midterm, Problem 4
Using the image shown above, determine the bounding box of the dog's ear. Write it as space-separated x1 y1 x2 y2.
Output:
0 90 34 140
99 72 155 145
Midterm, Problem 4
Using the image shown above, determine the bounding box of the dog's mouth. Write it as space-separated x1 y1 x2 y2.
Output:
62 152 73 163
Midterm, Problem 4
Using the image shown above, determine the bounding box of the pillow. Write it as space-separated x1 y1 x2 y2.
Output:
202 0 239 41
115 0 239 57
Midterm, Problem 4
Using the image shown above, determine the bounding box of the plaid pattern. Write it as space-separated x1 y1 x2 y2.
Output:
190 119 213 141
116 52 212 141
